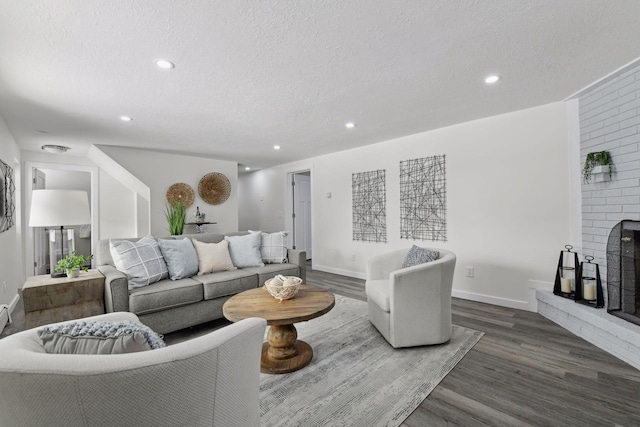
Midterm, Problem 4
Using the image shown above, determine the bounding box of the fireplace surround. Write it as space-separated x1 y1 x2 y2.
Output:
607 220 640 326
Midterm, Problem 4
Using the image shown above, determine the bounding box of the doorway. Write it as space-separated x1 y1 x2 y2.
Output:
25 162 99 278
285 170 312 260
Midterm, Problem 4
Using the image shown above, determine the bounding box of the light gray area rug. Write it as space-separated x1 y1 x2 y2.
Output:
260 295 484 427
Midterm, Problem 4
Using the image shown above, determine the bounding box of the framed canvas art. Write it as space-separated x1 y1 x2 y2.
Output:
0 158 15 233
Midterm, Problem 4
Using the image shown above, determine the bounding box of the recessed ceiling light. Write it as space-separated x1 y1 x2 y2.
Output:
274 145 281 150
245 166 251 171
41 145 69 154
485 75 500 84
155 59 175 69
345 122 355 129
120 116 132 122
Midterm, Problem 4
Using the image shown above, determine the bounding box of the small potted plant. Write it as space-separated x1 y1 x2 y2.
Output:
583 151 613 183
164 201 186 235
55 250 93 278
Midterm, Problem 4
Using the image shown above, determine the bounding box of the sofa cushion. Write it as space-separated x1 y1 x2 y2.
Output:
401 245 439 268
243 263 300 286
365 279 390 312
192 239 236 274
193 270 259 300
110 236 169 290
129 278 203 315
38 320 165 355
225 233 264 268
158 238 199 280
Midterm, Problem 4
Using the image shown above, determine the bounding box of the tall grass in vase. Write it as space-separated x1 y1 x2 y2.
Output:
165 202 186 235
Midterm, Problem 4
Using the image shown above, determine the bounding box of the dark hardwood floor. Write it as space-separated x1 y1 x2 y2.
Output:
3 263 640 426
306 264 640 427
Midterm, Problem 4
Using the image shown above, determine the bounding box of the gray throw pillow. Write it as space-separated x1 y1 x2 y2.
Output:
110 236 169 289
225 233 264 268
402 245 439 268
158 238 199 280
38 320 166 355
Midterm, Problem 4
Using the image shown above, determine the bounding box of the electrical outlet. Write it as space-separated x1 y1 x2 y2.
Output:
466 266 474 278
2 281 6 293
351 254 356 261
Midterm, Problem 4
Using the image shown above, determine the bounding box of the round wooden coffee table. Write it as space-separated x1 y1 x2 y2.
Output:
223 284 335 374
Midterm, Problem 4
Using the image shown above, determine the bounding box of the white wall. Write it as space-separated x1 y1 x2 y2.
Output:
99 146 239 236
243 102 571 306
239 167 286 232
0 115 22 309
98 168 137 238
40 169 91 193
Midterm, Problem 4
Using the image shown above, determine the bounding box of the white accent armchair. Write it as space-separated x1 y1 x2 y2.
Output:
0 312 266 427
365 247 456 348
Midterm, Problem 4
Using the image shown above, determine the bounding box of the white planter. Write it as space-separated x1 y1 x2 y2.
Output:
591 164 612 183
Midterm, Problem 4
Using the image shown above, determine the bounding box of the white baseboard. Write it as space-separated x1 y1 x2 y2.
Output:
312 264 366 280
451 289 530 311
8 293 20 313
0 306 7 335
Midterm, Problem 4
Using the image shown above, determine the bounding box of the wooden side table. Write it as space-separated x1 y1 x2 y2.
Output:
22 269 105 329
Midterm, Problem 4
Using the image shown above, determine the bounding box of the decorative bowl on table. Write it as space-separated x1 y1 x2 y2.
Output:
264 275 303 302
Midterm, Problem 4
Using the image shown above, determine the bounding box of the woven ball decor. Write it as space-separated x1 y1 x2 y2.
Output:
198 172 231 205
166 182 195 207
264 275 303 302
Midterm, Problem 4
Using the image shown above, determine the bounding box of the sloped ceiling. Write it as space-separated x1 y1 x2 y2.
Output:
1 1 639 170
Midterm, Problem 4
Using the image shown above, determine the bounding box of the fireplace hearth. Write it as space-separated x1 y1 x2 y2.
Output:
607 220 640 326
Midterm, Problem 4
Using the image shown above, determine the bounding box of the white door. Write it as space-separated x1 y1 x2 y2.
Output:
293 174 312 260
33 169 47 275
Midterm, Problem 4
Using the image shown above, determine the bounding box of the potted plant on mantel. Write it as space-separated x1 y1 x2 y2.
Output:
583 151 613 183
55 250 93 278
165 201 186 235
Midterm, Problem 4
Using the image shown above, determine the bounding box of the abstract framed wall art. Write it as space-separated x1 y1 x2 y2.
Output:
400 155 446 241
0 158 15 233
352 169 387 243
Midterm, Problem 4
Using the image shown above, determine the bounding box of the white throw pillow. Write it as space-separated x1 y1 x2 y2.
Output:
110 236 169 290
254 231 288 264
192 239 236 275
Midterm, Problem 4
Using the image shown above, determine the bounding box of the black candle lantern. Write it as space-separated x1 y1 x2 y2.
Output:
554 245 580 299
576 255 605 308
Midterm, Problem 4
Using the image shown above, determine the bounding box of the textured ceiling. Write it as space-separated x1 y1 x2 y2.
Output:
1 1 640 170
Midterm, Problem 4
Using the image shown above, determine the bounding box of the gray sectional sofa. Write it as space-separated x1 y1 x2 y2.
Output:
96 232 306 334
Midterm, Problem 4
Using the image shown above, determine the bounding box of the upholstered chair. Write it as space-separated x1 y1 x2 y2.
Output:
0 312 266 427
365 247 456 348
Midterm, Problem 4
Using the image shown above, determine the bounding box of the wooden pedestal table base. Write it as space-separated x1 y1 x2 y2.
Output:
263 324 313 374
223 285 335 374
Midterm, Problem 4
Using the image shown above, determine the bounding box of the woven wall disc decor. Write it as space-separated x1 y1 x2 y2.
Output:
198 172 231 205
166 182 195 207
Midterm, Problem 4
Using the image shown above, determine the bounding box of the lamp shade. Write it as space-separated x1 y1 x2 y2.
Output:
29 189 91 227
